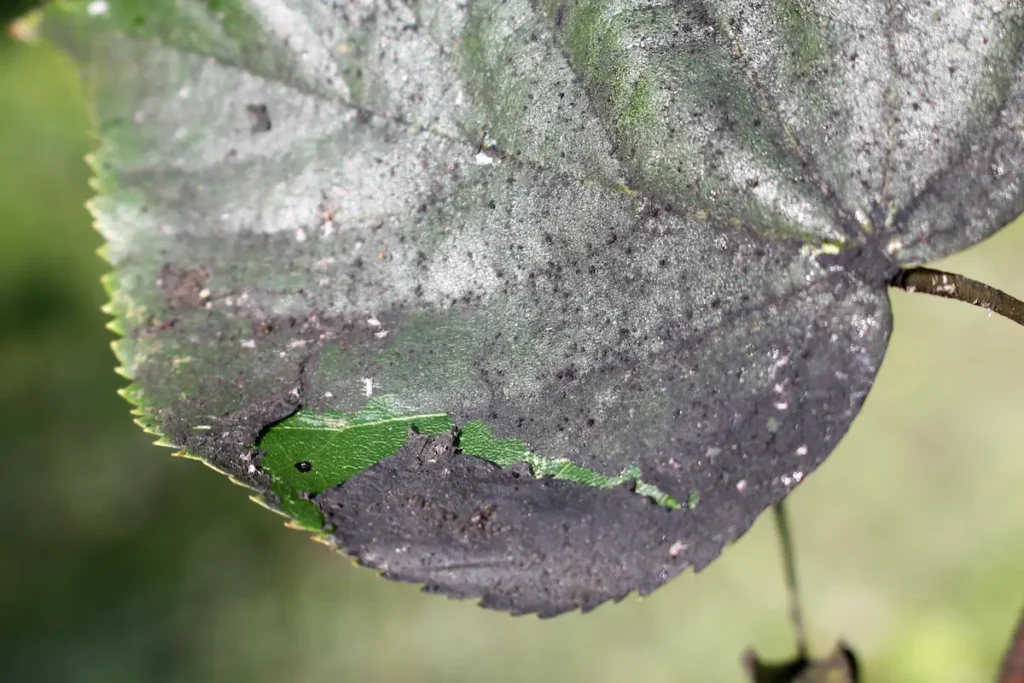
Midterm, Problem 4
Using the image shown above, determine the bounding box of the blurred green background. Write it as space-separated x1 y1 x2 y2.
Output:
1 23 1023 683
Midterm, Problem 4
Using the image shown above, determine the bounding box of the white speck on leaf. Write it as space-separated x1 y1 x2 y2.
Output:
472 152 497 166
366 316 381 327
87 1 109 16
795 444 808 456
240 339 255 349
669 541 687 557
295 228 308 243
736 480 748 493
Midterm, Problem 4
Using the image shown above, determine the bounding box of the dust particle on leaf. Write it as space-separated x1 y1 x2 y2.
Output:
246 103 271 133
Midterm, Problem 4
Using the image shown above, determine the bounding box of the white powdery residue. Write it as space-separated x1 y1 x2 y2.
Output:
240 339 256 349
719 144 841 241
323 391 334 399
669 541 687 557
361 378 378 397
245 0 351 100
366 316 381 327
792 471 804 483
374 330 389 339
322 220 335 237
295 228 308 243
854 208 870 228
795 445 809 457
472 152 497 166
936 274 957 295
736 480 748 493
774 401 789 411
421 238 500 303
850 311 881 339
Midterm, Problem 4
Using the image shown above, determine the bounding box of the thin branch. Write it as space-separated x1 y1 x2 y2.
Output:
999 605 1024 683
773 500 809 659
891 267 1024 328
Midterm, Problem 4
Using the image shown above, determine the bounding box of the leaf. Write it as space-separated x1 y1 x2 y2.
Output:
48 0 1024 615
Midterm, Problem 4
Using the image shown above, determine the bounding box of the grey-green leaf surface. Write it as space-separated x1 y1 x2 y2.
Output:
48 0 1024 615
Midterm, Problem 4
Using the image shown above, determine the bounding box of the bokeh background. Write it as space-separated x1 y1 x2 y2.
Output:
1 17 1023 683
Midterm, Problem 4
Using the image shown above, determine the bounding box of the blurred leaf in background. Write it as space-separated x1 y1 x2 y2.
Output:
0 16 1022 683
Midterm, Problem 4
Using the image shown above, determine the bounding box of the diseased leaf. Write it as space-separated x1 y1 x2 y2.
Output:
48 0 1024 615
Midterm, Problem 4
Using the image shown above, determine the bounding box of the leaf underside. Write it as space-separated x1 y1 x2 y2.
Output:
49 0 1024 615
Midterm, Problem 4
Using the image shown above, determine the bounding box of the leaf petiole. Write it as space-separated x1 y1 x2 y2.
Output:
892 267 1024 329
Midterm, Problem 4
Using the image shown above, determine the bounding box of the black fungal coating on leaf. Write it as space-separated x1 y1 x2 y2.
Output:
318 431 699 616
815 242 902 289
180 392 299 491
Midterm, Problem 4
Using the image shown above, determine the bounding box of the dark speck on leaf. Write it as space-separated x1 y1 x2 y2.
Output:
295 460 312 473
246 103 272 133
